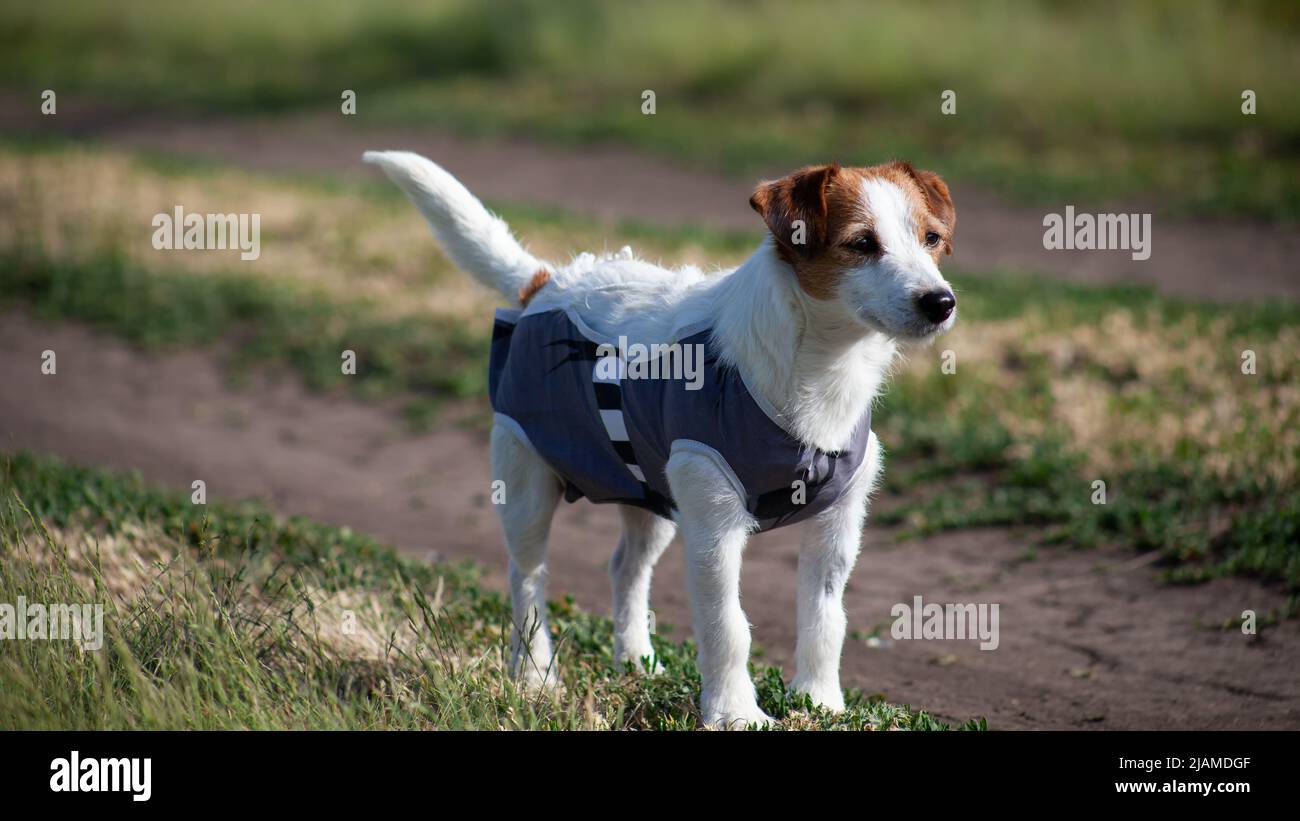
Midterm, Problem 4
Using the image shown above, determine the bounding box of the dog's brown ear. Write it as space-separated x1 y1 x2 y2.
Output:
749 164 841 258
895 162 956 255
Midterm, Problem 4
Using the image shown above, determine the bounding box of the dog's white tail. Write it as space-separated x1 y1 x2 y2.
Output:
363 150 544 299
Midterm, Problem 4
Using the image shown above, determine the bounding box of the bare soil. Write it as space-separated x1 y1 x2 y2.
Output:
4 311 1296 730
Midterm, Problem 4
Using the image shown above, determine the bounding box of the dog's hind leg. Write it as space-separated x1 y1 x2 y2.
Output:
610 505 676 672
490 422 563 689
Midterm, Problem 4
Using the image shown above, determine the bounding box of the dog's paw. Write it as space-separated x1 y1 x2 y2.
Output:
701 685 776 730
702 705 776 730
514 661 564 695
790 678 846 712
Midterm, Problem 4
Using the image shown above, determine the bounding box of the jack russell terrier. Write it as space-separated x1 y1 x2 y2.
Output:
365 151 957 728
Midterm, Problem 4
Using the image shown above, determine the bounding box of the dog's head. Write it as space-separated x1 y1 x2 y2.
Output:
750 161 957 339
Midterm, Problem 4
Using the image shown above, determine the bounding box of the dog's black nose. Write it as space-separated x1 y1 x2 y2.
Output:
917 290 956 324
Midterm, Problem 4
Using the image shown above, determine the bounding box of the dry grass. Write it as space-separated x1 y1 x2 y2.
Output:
932 307 1300 483
0 147 744 325
0 147 501 323
17 521 437 665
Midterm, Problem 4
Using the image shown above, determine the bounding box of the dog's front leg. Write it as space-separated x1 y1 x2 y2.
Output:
666 448 772 729
790 433 881 711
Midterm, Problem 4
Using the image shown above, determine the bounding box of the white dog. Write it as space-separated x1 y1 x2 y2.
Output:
365 151 957 728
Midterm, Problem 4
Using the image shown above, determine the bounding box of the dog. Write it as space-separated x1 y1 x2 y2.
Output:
364 151 957 728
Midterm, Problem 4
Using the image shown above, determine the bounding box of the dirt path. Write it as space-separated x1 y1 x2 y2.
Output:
4 310 1297 729
4 100 1298 302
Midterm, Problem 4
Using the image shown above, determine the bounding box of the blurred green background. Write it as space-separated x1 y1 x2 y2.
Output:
3 0 1298 217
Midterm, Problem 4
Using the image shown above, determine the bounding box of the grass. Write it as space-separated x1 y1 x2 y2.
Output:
0 248 489 428
0 451 978 730
2 0 1298 218
2 144 1297 596
0 144 752 426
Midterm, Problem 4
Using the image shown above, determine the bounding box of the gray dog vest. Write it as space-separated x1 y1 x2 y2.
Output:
488 307 872 532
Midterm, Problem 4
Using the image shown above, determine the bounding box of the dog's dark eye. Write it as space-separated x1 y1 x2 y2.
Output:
845 233 880 255
924 231 942 248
